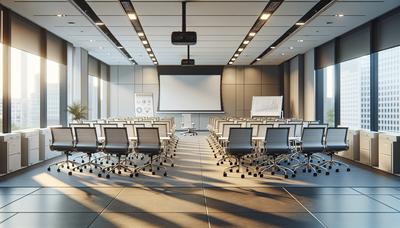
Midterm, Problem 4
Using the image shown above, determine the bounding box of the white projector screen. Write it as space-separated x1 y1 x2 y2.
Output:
159 75 222 112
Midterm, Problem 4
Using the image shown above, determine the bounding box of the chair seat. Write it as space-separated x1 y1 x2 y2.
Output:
326 145 349 152
50 143 74 152
104 144 129 154
265 144 290 154
136 145 161 153
75 143 98 153
227 145 253 155
302 142 324 153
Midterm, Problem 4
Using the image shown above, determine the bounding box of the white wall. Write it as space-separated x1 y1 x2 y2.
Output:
304 49 316 121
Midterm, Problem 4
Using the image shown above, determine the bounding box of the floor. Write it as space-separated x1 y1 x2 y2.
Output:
0 133 400 228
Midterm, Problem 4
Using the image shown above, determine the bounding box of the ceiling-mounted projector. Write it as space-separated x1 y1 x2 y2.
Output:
181 59 195 65
172 31 197 45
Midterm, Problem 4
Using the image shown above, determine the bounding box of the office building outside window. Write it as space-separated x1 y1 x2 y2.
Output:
46 60 61 126
323 65 335 126
88 75 99 120
0 44 3 132
378 46 400 132
340 55 370 129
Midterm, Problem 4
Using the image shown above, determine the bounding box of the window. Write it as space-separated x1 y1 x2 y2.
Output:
323 65 335 126
378 46 400 132
46 59 60 126
88 75 99 120
340 55 370 129
11 47 41 131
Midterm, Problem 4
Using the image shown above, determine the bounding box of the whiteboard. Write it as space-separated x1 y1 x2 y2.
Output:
251 96 283 117
135 93 154 117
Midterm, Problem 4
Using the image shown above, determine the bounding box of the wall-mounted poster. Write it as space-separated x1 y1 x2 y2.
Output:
135 93 154 117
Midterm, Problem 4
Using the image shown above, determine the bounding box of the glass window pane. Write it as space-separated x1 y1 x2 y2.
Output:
11 47 41 131
46 59 60 126
88 75 98 120
378 46 400 132
340 55 370 129
323 65 335 126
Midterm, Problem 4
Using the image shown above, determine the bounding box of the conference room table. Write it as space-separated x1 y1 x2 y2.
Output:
97 136 171 143
217 136 301 142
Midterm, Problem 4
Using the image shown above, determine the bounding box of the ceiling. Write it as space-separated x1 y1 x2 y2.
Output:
2 0 400 65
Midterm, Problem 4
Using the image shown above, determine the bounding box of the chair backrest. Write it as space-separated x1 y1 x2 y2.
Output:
136 127 160 146
257 124 274 138
99 124 118 137
152 124 168 137
326 127 348 147
182 114 193 129
222 124 241 138
74 127 98 146
104 127 129 147
278 124 296 137
308 124 328 136
302 127 324 146
265 128 289 147
217 121 233 133
123 123 145 138
51 127 74 147
228 128 252 147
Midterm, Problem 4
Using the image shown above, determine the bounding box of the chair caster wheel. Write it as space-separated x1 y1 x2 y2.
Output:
291 174 296 178
152 171 155 175
284 174 288 179
236 170 239 173
118 171 122 174
47 167 51 172
157 167 160 171
164 172 167 177
313 173 317 177
171 164 174 167
308 169 312 173
214 155 217 158
317 170 321 173
89 169 93 173
216 163 219 166
102 169 105 173
100 162 103 165
248 172 252 176
112 170 115 173
61 165 64 168
287 162 291 165
81 160 84 163
241 174 245 179
336 169 340 172
253 173 257 177
310 160 313 163
130 174 133 178
129 162 133 166
294 170 297 174
223 172 227 177
230 162 233 165
260 174 264 178
106 161 109 164
302 169 306 173
229 169 233 173
124 169 127 172
68 171 72 176
84 166 87 169
221 162 224 165
98 173 102 177
326 172 330 175
328 166 332 169
347 168 351 172
106 174 110 179
256 167 259 171
271 172 275 175
246 168 249 172
67 166 70 169
135 173 139 177
111 163 115 166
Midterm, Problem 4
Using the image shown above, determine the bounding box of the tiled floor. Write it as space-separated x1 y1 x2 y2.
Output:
0 134 400 227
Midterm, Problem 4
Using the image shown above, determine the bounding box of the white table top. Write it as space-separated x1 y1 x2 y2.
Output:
98 136 170 142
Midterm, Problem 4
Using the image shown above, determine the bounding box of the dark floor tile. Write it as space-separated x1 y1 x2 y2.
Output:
0 213 98 228
294 194 397 212
0 188 38 195
369 195 400 211
204 187 306 213
353 187 400 195
285 187 359 195
315 212 400 228
89 212 209 228
0 194 112 212
208 212 323 228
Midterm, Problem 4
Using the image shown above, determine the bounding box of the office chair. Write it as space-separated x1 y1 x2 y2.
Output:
258 128 295 178
223 128 254 178
321 127 351 173
134 127 167 176
152 123 175 166
181 114 198 136
100 127 135 178
73 127 100 173
47 127 79 175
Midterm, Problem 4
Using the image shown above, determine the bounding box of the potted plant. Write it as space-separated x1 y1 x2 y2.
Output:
67 102 87 122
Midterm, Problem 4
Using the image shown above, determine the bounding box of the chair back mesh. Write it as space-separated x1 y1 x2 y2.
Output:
136 128 160 146
257 124 274 138
266 128 289 147
222 124 241 138
51 127 74 146
326 127 348 146
278 124 296 137
302 127 324 145
152 124 168 137
228 128 252 147
75 127 98 146
99 124 118 137
308 124 328 135
104 127 129 146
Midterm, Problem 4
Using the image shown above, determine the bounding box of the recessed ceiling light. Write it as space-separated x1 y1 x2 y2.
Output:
142 40 148 45
95 22 104 26
128 13 137 20
57 14 65 17
289 46 294 50
270 46 275 49
249 32 256 37
149 53 154 57
335 13 344 17
138 32 144 37
238 48 244 52
243 40 250 44
90 39 94 42
297 39 304 43
260 13 271 20
154 61 158 64
146 48 151 52
256 58 261 61
228 61 233 65
295 22 305 26
129 57 134 60
151 57 156 61
232 58 236 61
234 53 239 57
117 46 123 49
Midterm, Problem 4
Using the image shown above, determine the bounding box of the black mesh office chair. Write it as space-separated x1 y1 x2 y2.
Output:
321 127 351 173
74 127 100 173
134 128 167 176
293 127 328 176
47 127 79 175
100 127 135 178
223 128 254 178
258 128 295 178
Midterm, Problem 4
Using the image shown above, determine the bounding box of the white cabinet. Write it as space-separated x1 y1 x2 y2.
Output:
0 133 22 174
39 128 61 160
18 129 40 166
338 129 360 161
378 132 400 174
359 130 379 166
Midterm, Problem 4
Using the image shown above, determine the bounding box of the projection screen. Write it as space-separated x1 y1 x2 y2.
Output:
159 75 222 112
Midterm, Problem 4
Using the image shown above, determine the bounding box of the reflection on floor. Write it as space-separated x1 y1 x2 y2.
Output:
0 133 400 227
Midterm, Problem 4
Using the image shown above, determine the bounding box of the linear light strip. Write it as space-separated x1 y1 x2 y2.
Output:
227 0 284 65
70 0 137 64
119 0 158 65
250 0 336 65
